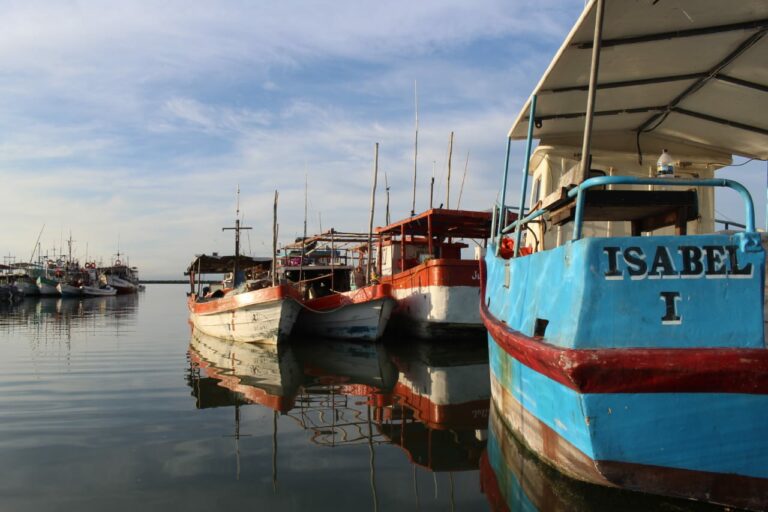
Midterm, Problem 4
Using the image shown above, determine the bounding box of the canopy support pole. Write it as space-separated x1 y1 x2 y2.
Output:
578 0 605 184
514 95 538 258
495 137 513 255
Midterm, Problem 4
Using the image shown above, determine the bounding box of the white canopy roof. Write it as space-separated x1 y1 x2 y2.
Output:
509 0 768 160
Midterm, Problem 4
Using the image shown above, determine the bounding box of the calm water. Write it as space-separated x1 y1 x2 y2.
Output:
0 285 729 511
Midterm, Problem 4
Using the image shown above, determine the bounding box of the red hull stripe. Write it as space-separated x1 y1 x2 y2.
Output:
188 284 302 315
381 259 481 289
302 283 394 311
392 381 489 431
480 261 768 394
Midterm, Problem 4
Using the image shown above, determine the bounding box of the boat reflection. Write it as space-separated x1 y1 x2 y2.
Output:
481 405 726 512
380 341 490 472
186 334 491 472
0 294 139 340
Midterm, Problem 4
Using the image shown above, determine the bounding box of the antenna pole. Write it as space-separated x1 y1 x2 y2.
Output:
411 80 418 216
366 143 380 285
446 132 454 208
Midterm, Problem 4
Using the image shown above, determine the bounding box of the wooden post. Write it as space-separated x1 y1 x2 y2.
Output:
429 161 435 209
427 214 433 257
457 150 469 209
446 131 454 209
366 143 379 285
272 190 278 287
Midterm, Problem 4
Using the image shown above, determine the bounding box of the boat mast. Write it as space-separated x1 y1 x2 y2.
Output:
300 175 308 283
385 172 391 225
366 143 380 285
272 190 279 287
28 224 45 264
446 131 454 208
222 186 251 288
457 150 470 209
411 80 419 216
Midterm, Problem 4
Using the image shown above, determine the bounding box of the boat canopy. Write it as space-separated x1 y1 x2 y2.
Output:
185 254 272 275
376 209 492 239
509 0 768 160
282 230 375 250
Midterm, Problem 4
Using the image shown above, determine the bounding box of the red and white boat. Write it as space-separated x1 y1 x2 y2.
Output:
282 230 397 341
296 284 396 341
375 209 492 339
186 254 302 345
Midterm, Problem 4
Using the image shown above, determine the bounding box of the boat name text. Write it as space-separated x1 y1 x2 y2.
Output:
602 245 753 280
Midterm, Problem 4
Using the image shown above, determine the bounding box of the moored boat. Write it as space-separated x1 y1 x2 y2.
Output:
376 209 492 339
187 254 302 345
282 231 397 341
80 284 117 297
483 1 768 509
56 282 83 297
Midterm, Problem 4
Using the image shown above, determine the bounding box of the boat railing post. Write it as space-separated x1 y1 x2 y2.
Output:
513 94 538 258
495 137 513 255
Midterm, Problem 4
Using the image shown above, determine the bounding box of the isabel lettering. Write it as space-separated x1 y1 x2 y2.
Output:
602 245 753 280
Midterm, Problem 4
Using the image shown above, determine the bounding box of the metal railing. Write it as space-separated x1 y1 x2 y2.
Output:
496 176 757 243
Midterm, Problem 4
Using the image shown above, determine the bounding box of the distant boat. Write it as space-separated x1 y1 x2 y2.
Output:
376 209 492 339
80 284 117 297
57 282 82 297
36 276 60 296
13 276 39 296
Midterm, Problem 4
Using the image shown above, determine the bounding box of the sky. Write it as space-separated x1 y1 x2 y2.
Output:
1 0 765 278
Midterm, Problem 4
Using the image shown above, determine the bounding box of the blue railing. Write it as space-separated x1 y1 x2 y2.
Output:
497 176 757 242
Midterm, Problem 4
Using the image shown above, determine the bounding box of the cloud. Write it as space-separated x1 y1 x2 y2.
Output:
0 1 589 277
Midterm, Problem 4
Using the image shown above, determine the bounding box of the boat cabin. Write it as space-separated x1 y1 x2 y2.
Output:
185 254 272 298
375 209 493 276
279 230 372 299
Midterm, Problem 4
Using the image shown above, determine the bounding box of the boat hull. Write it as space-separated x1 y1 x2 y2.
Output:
382 259 484 340
57 283 83 297
36 277 60 296
188 285 302 345
295 284 396 341
481 235 768 510
81 285 117 297
106 275 137 294
14 280 39 296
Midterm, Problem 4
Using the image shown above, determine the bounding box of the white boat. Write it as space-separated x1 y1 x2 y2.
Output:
106 274 137 294
80 284 117 297
187 254 302 345
295 285 396 341
57 282 83 297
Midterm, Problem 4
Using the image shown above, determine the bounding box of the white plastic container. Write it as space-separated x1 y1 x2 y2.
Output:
656 149 675 177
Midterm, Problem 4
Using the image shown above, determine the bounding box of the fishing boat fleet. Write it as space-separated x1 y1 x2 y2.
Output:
0 252 142 299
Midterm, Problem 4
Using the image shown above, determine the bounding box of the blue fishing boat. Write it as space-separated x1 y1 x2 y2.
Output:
483 1 768 509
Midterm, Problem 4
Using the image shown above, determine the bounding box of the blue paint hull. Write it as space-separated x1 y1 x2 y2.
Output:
483 234 768 509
